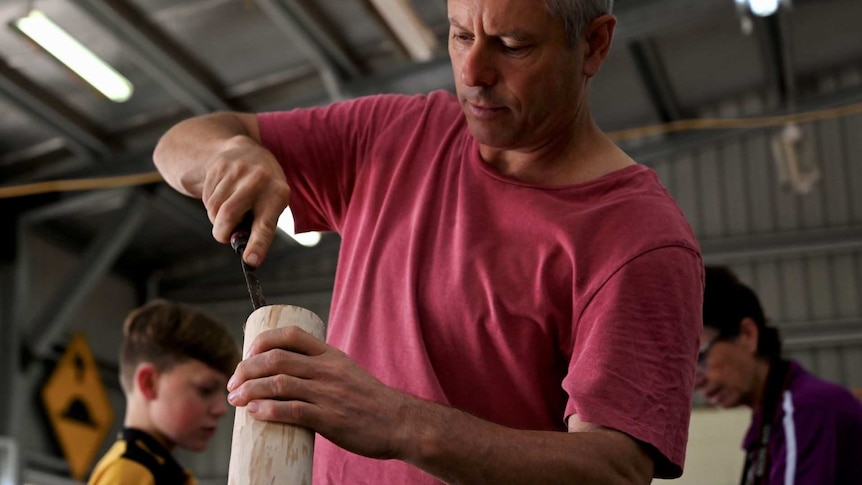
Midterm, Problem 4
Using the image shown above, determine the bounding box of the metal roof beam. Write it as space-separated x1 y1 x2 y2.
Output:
0 59 111 159
156 234 340 290
263 53 454 110
779 317 862 350
69 0 231 114
255 0 351 100
272 0 363 79
21 189 131 223
614 0 731 44
22 188 151 359
1 53 454 173
154 185 216 233
628 38 683 122
752 11 797 108
365 0 439 61
0 272 15 438
0 140 80 183
701 225 862 263
8 188 151 448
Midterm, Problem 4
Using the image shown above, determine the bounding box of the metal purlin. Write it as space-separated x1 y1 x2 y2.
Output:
5 187 151 484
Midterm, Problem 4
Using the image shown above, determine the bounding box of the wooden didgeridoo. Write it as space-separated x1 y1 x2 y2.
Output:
228 304 326 485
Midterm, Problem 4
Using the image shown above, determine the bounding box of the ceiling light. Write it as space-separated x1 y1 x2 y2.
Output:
747 0 780 17
277 208 321 247
735 0 788 18
12 10 133 102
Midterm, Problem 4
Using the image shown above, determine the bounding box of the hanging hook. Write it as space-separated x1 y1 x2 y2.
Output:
771 123 820 195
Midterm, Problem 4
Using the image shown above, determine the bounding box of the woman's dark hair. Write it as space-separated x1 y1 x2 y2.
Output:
703 266 782 359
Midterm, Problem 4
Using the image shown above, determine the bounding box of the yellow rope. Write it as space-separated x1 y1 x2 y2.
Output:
2 100 861 200
607 100 862 141
0 171 163 199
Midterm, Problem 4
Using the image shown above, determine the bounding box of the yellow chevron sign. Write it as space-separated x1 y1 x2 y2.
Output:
41 333 114 480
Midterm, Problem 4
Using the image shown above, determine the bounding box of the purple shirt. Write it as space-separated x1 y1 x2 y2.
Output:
742 361 862 485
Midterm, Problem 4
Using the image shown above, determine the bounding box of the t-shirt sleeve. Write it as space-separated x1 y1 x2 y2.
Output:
88 458 156 485
563 245 703 479
257 94 429 234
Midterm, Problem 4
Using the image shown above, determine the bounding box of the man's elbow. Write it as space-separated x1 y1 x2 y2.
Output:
617 455 654 485
577 431 655 484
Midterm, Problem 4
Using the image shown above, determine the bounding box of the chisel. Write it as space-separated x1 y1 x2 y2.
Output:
227 212 325 485
229 213 266 311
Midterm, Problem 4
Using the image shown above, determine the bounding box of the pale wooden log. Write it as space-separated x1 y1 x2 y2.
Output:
228 305 326 485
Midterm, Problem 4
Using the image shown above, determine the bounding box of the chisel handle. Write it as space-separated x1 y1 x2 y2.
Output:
230 212 254 256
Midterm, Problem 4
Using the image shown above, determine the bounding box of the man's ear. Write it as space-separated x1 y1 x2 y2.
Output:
134 363 159 401
739 317 760 355
583 14 616 78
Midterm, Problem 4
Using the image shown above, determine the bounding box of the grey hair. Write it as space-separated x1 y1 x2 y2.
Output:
542 0 614 47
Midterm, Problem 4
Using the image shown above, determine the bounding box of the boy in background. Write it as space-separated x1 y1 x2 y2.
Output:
88 299 240 485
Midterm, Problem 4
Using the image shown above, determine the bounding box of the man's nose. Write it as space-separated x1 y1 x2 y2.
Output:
461 44 497 87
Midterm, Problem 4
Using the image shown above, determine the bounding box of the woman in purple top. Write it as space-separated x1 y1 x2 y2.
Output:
696 266 862 485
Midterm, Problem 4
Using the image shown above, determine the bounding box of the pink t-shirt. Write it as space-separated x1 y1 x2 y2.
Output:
259 91 703 483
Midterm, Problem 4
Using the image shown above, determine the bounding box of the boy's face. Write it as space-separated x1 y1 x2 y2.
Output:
149 359 230 451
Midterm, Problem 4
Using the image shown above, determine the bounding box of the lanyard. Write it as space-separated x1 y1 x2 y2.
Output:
739 359 791 485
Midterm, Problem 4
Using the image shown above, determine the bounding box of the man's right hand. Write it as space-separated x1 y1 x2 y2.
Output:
201 135 291 267
153 112 290 267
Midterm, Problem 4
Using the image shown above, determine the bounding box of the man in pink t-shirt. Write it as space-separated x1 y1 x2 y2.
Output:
153 0 703 483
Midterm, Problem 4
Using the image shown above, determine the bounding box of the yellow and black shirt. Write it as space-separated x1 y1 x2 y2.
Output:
88 428 195 485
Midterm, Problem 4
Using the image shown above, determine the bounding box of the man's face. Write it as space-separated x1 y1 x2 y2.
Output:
150 359 230 451
447 0 586 150
694 327 761 409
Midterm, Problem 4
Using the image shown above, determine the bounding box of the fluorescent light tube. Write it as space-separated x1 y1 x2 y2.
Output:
747 0 780 17
13 10 133 102
277 208 321 247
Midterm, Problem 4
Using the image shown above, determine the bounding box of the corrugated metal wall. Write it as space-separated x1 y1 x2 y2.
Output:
650 74 862 392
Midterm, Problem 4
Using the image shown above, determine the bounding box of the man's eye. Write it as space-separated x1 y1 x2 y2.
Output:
502 44 529 54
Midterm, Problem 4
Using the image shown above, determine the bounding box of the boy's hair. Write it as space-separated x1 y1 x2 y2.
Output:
119 299 240 393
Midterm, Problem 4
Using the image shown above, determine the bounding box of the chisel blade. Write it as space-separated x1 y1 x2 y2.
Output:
230 215 267 311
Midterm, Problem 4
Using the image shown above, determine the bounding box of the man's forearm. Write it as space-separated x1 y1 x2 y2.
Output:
397 397 654 484
152 112 256 198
